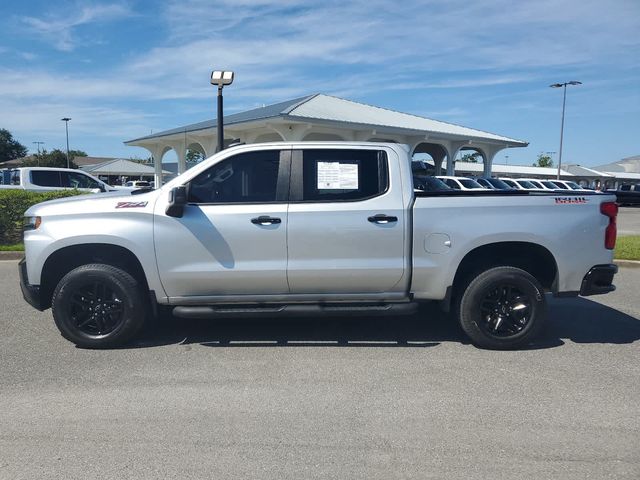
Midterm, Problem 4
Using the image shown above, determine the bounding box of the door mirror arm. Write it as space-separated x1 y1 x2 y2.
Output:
166 186 188 218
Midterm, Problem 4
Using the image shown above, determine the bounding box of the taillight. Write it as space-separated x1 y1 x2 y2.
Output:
600 202 618 250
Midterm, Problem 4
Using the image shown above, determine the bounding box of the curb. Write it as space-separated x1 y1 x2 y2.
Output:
0 251 23 261
615 259 640 269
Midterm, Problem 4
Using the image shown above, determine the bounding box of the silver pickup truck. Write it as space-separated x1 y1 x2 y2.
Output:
19 142 619 349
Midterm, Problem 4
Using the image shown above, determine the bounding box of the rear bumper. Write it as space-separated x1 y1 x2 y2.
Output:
19 258 46 311
580 264 618 296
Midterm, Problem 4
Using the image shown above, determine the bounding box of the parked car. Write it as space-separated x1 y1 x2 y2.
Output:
124 180 153 189
413 175 451 192
515 178 554 190
20 142 618 350
500 178 537 191
436 176 486 191
608 184 640 206
475 177 514 190
550 180 589 192
0 167 121 193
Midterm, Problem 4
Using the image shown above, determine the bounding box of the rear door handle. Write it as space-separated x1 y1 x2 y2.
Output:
251 216 281 225
368 214 398 224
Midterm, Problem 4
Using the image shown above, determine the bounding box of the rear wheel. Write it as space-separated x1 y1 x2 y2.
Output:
52 264 147 348
455 266 546 349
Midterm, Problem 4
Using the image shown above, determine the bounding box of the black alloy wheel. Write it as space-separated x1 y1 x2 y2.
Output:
478 283 532 337
456 266 547 350
52 263 147 348
69 281 125 336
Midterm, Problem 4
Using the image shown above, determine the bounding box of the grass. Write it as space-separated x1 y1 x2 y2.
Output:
615 235 640 261
0 243 24 251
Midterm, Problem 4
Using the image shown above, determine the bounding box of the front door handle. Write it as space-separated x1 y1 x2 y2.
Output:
251 216 281 225
368 214 398 224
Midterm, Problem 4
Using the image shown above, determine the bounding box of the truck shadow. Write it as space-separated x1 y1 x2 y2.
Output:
131 296 640 350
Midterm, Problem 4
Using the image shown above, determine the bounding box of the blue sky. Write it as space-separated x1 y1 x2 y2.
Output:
0 0 638 166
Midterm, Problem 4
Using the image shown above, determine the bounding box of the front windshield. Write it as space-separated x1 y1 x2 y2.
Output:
516 180 537 189
414 176 450 191
566 181 582 190
502 179 517 188
486 178 512 189
460 179 483 189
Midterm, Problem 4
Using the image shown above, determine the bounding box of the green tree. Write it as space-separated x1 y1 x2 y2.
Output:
186 148 205 167
0 128 28 162
459 152 481 163
22 149 79 168
533 154 553 167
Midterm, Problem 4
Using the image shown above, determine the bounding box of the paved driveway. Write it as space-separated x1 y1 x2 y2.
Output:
0 260 638 480
618 206 640 236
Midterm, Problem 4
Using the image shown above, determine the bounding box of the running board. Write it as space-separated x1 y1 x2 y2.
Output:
172 302 419 319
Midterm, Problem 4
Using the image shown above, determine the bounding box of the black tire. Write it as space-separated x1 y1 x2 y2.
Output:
455 266 546 350
51 263 147 348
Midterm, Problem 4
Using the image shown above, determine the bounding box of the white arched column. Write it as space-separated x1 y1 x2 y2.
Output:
143 144 168 188
481 145 506 177
444 141 467 176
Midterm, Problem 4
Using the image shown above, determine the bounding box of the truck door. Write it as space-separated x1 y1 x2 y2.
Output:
287 147 406 294
154 149 290 298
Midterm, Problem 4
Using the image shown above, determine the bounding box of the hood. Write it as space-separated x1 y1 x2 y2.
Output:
25 189 158 217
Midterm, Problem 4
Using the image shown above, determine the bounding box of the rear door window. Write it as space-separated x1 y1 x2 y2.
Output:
294 149 388 202
30 171 62 187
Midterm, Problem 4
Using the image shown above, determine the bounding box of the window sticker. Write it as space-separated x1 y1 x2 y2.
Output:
317 162 359 190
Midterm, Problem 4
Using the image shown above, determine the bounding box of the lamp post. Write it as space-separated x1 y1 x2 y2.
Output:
210 70 234 153
61 117 71 168
33 141 44 166
549 81 581 180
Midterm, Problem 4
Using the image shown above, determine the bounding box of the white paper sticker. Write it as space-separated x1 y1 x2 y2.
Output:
317 162 359 190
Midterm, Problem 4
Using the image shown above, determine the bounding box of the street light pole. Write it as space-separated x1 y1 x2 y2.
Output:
210 71 235 153
61 117 71 168
550 81 581 180
33 141 44 166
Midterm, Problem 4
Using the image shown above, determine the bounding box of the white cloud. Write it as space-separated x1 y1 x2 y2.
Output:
21 2 133 51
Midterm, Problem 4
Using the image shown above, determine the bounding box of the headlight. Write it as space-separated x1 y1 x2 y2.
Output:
23 216 42 231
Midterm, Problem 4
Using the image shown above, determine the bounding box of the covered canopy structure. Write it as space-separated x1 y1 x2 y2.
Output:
125 93 528 186
81 158 171 185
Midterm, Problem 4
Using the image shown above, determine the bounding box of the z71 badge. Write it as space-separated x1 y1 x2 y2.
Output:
115 201 148 209
555 197 587 204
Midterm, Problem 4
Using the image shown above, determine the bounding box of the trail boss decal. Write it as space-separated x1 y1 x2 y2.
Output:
555 197 588 204
115 201 148 209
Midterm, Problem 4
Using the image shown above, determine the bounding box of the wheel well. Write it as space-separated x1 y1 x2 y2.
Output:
452 242 558 295
40 244 149 309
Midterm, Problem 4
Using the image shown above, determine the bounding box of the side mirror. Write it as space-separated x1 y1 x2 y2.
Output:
166 186 187 218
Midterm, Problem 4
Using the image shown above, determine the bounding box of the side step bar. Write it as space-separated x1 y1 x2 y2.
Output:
172 302 419 319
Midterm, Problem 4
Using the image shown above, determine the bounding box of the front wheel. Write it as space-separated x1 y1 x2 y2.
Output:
455 266 546 350
51 264 147 348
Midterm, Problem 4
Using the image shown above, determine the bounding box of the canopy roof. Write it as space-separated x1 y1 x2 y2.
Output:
82 158 171 175
125 93 527 147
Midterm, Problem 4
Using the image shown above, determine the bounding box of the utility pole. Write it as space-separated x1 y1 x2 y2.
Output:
61 118 71 168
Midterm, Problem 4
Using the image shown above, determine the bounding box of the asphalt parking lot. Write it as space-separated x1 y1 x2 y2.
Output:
1 260 638 479
618 206 640 236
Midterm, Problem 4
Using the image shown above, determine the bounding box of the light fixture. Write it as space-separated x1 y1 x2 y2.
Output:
210 70 235 152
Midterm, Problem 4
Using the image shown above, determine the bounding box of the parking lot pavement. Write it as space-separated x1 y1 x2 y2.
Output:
0 260 638 480
618 206 640 236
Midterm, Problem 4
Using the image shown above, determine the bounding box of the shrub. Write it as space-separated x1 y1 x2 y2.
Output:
0 190 86 245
